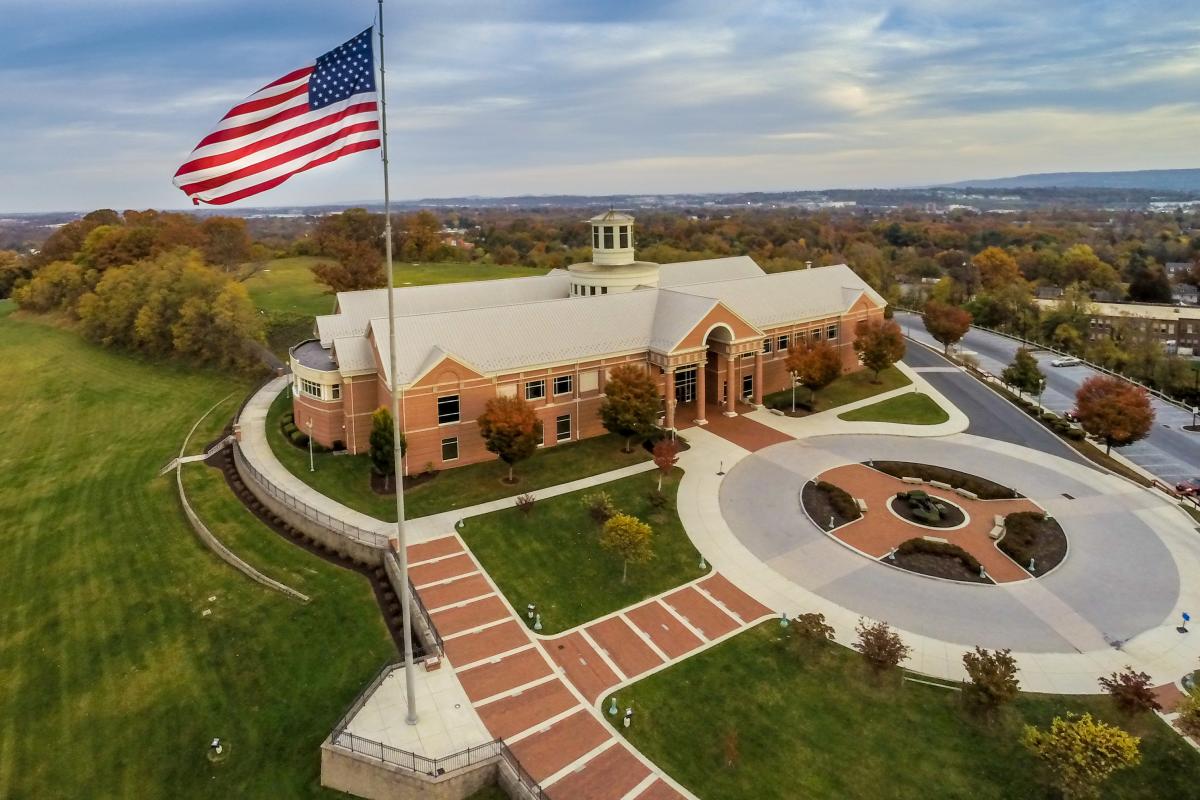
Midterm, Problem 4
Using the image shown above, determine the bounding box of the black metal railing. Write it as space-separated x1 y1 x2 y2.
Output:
234 443 390 549
409 575 445 656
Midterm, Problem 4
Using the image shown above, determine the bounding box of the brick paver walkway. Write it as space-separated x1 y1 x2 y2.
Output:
817 463 1043 583
409 535 695 799
676 402 794 452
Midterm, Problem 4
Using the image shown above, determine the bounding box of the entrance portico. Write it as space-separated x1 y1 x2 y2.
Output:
656 313 766 431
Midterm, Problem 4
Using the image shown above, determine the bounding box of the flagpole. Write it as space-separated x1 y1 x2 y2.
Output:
377 0 418 726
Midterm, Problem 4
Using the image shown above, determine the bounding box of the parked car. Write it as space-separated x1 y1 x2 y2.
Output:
1063 409 1080 423
1050 356 1082 367
1176 478 1200 496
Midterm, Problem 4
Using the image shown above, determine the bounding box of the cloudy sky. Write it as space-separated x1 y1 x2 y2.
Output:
1 0 1198 212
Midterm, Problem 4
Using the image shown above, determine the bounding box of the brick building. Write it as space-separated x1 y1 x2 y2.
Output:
290 212 885 472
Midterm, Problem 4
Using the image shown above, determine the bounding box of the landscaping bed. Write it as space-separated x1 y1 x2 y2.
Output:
763 365 911 417
1000 511 1067 574
801 480 862 529
888 492 966 528
868 461 1020 499
892 537 991 584
459 469 707 634
608 621 1200 800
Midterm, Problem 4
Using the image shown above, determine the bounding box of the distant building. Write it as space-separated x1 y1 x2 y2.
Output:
1173 284 1200 306
1167 262 1195 278
1035 298 1200 356
1036 285 1065 300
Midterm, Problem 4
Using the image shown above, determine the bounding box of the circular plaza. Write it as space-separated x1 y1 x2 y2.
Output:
718 433 1192 655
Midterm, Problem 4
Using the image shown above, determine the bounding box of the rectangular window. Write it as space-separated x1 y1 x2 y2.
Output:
525 380 546 401
601 286 608 294
762 338 772 354
556 414 571 442
742 374 753 398
299 378 323 399
827 324 838 340
811 328 822 341
778 334 790 351
331 384 341 400
441 437 458 461
553 374 572 395
603 226 614 248
592 229 600 248
590 286 597 296
437 395 460 424
619 227 629 248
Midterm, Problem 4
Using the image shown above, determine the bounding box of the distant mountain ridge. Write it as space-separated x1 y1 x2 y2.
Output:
942 168 1200 192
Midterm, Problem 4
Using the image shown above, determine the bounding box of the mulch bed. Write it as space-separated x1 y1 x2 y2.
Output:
889 550 994 584
867 461 1021 500
888 494 966 528
801 480 861 529
999 512 1068 574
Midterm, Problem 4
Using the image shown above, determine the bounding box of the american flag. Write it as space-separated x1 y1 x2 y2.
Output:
173 28 381 206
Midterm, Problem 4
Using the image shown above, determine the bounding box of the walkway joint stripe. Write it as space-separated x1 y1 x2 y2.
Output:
621 774 659 800
578 627 628 682
693 584 746 625
502 706 585 746
471 673 560 709
414 569 481 590
540 737 619 788
427 592 496 615
658 598 709 643
619 612 672 663
454 643 535 674
408 550 468 568
442 616 511 642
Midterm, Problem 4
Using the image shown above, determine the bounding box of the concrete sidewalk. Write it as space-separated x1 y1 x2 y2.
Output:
237 377 657 545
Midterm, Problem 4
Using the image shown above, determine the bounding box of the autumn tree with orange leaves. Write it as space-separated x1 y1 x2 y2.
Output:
478 396 543 483
922 301 972 355
1074 375 1154 454
786 339 843 405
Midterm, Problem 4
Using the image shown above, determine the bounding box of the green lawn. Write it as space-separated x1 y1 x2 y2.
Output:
764 365 912 415
242 255 547 317
0 300 394 798
837 391 949 424
460 470 707 634
610 622 1200 800
266 389 651 520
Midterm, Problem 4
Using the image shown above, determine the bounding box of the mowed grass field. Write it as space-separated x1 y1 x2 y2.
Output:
0 300 395 798
241 255 547 317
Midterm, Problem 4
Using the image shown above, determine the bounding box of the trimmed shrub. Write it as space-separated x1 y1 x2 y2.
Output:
582 491 617 525
897 537 982 573
289 430 309 446
1000 511 1047 565
870 461 1016 499
282 421 298 436
816 481 859 521
1065 427 1086 440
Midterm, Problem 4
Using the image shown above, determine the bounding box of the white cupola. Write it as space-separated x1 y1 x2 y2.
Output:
567 211 660 296
590 211 636 265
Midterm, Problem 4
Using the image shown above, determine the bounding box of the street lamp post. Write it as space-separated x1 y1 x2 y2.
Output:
791 374 797 413
1037 378 1046 413
307 419 314 472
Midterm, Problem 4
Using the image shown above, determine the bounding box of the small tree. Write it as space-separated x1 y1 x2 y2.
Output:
600 364 662 452
582 491 616 525
1022 713 1141 800
600 513 654 583
961 647 1020 717
1074 375 1155 454
922 301 972 355
477 396 542 483
1098 666 1161 717
1176 688 1200 738
1002 347 1044 398
368 407 405 490
651 437 680 492
791 612 836 652
852 318 906 382
786 339 843 404
853 619 911 677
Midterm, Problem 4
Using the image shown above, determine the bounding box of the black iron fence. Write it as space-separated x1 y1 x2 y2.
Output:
409 575 445 656
328 664 548 798
234 443 390 550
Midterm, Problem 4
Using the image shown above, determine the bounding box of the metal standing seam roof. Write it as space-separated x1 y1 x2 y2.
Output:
309 258 881 386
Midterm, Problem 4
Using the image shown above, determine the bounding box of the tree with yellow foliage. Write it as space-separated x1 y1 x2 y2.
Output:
1022 713 1140 800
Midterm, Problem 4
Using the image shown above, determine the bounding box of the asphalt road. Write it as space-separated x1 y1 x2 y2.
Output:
901 340 1090 466
897 311 1200 486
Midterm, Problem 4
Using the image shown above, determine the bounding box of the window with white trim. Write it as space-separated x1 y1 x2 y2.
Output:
525 379 546 401
742 374 754 398
778 334 790 351
603 226 614 248
441 437 458 461
811 328 822 341
592 228 600 248
556 414 571 442
298 378 323 399
827 324 839 340
619 226 629 248
762 338 772 354
437 395 460 424
331 384 341 400
553 375 572 395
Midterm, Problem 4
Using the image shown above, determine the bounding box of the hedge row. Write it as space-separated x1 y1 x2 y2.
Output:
897 537 982 573
1000 511 1047 565
816 480 860 521
869 461 1016 500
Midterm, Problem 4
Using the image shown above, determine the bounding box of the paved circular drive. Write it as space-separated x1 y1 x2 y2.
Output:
719 434 1183 654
